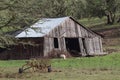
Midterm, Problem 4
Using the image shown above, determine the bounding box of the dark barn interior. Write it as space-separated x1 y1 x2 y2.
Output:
65 38 81 57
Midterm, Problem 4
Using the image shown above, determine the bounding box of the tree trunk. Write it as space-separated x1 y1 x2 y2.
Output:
107 14 112 24
117 18 120 23
106 12 115 24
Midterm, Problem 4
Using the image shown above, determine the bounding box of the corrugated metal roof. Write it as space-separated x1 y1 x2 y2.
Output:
15 17 68 38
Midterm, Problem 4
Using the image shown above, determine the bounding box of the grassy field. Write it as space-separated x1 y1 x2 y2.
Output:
79 17 106 27
0 53 120 80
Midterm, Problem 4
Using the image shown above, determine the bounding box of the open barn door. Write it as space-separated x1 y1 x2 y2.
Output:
65 38 81 57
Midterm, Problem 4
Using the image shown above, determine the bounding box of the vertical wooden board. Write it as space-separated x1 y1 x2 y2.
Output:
87 31 91 37
97 37 103 54
83 29 86 37
54 28 57 37
91 38 95 54
95 37 100 54
92 38 96 54
78 38 85 55
51 38 54 50
59 37 66 50
67 19 70 37
85 38 90 54
63 38 66 50
80 27 85 37
67 19 71 37
88 38 94 55
52 28 55 37
79 26 83 37
67 18 70 37
64 20 68 37
43 37 49 56
48 37 51 55
82 28 86 37
99 38 103 53
93 37 97 54
59 24 62 37
86 38 90 55
57 26 59 37
69 19 76 37
59 38 62 50
85 29 88 37
92 37 100 55
58 38 61 50
49 38 53 51
74 21 78 37
77 24 82 37
61 22 66 37
58 25 61 37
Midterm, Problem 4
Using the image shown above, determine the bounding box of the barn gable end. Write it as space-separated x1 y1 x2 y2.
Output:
43 17 103 57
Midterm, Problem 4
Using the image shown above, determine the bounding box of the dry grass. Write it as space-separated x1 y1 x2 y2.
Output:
0 67 120 80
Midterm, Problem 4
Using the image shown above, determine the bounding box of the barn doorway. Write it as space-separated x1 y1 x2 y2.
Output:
65 38 81 57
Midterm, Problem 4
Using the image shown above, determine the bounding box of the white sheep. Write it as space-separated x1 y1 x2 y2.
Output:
60 54 66 59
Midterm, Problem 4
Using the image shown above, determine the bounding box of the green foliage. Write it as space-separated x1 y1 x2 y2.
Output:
0 34 17 48
65 0 87 19
86 0 120 24
41 0 67 17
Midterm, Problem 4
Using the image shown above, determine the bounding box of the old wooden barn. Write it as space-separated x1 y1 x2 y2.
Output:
0 17 104 59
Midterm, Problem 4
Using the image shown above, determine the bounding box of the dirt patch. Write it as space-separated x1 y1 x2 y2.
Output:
95 27 120 38
94 27 120 53
105 48 118 54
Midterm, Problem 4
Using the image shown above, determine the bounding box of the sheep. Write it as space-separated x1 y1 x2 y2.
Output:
60 54 66 59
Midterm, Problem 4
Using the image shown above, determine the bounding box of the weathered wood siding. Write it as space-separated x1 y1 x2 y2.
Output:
43 17 103 56
84 37 103 56
0 37 44 59
44 37 54 56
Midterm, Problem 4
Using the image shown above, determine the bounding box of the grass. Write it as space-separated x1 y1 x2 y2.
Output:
0 53 120 80
0 60 25 67
79 17 120 31
0 53 120 69
52 53 120 69
79 17 106 27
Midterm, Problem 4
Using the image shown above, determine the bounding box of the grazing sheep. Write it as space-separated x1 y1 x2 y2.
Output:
60 54 66 59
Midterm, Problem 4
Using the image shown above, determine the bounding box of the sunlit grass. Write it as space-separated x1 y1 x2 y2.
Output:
0 60 25 67
79 17 106 27
0 53 120 70
52 53 120 69
0 53 120 80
